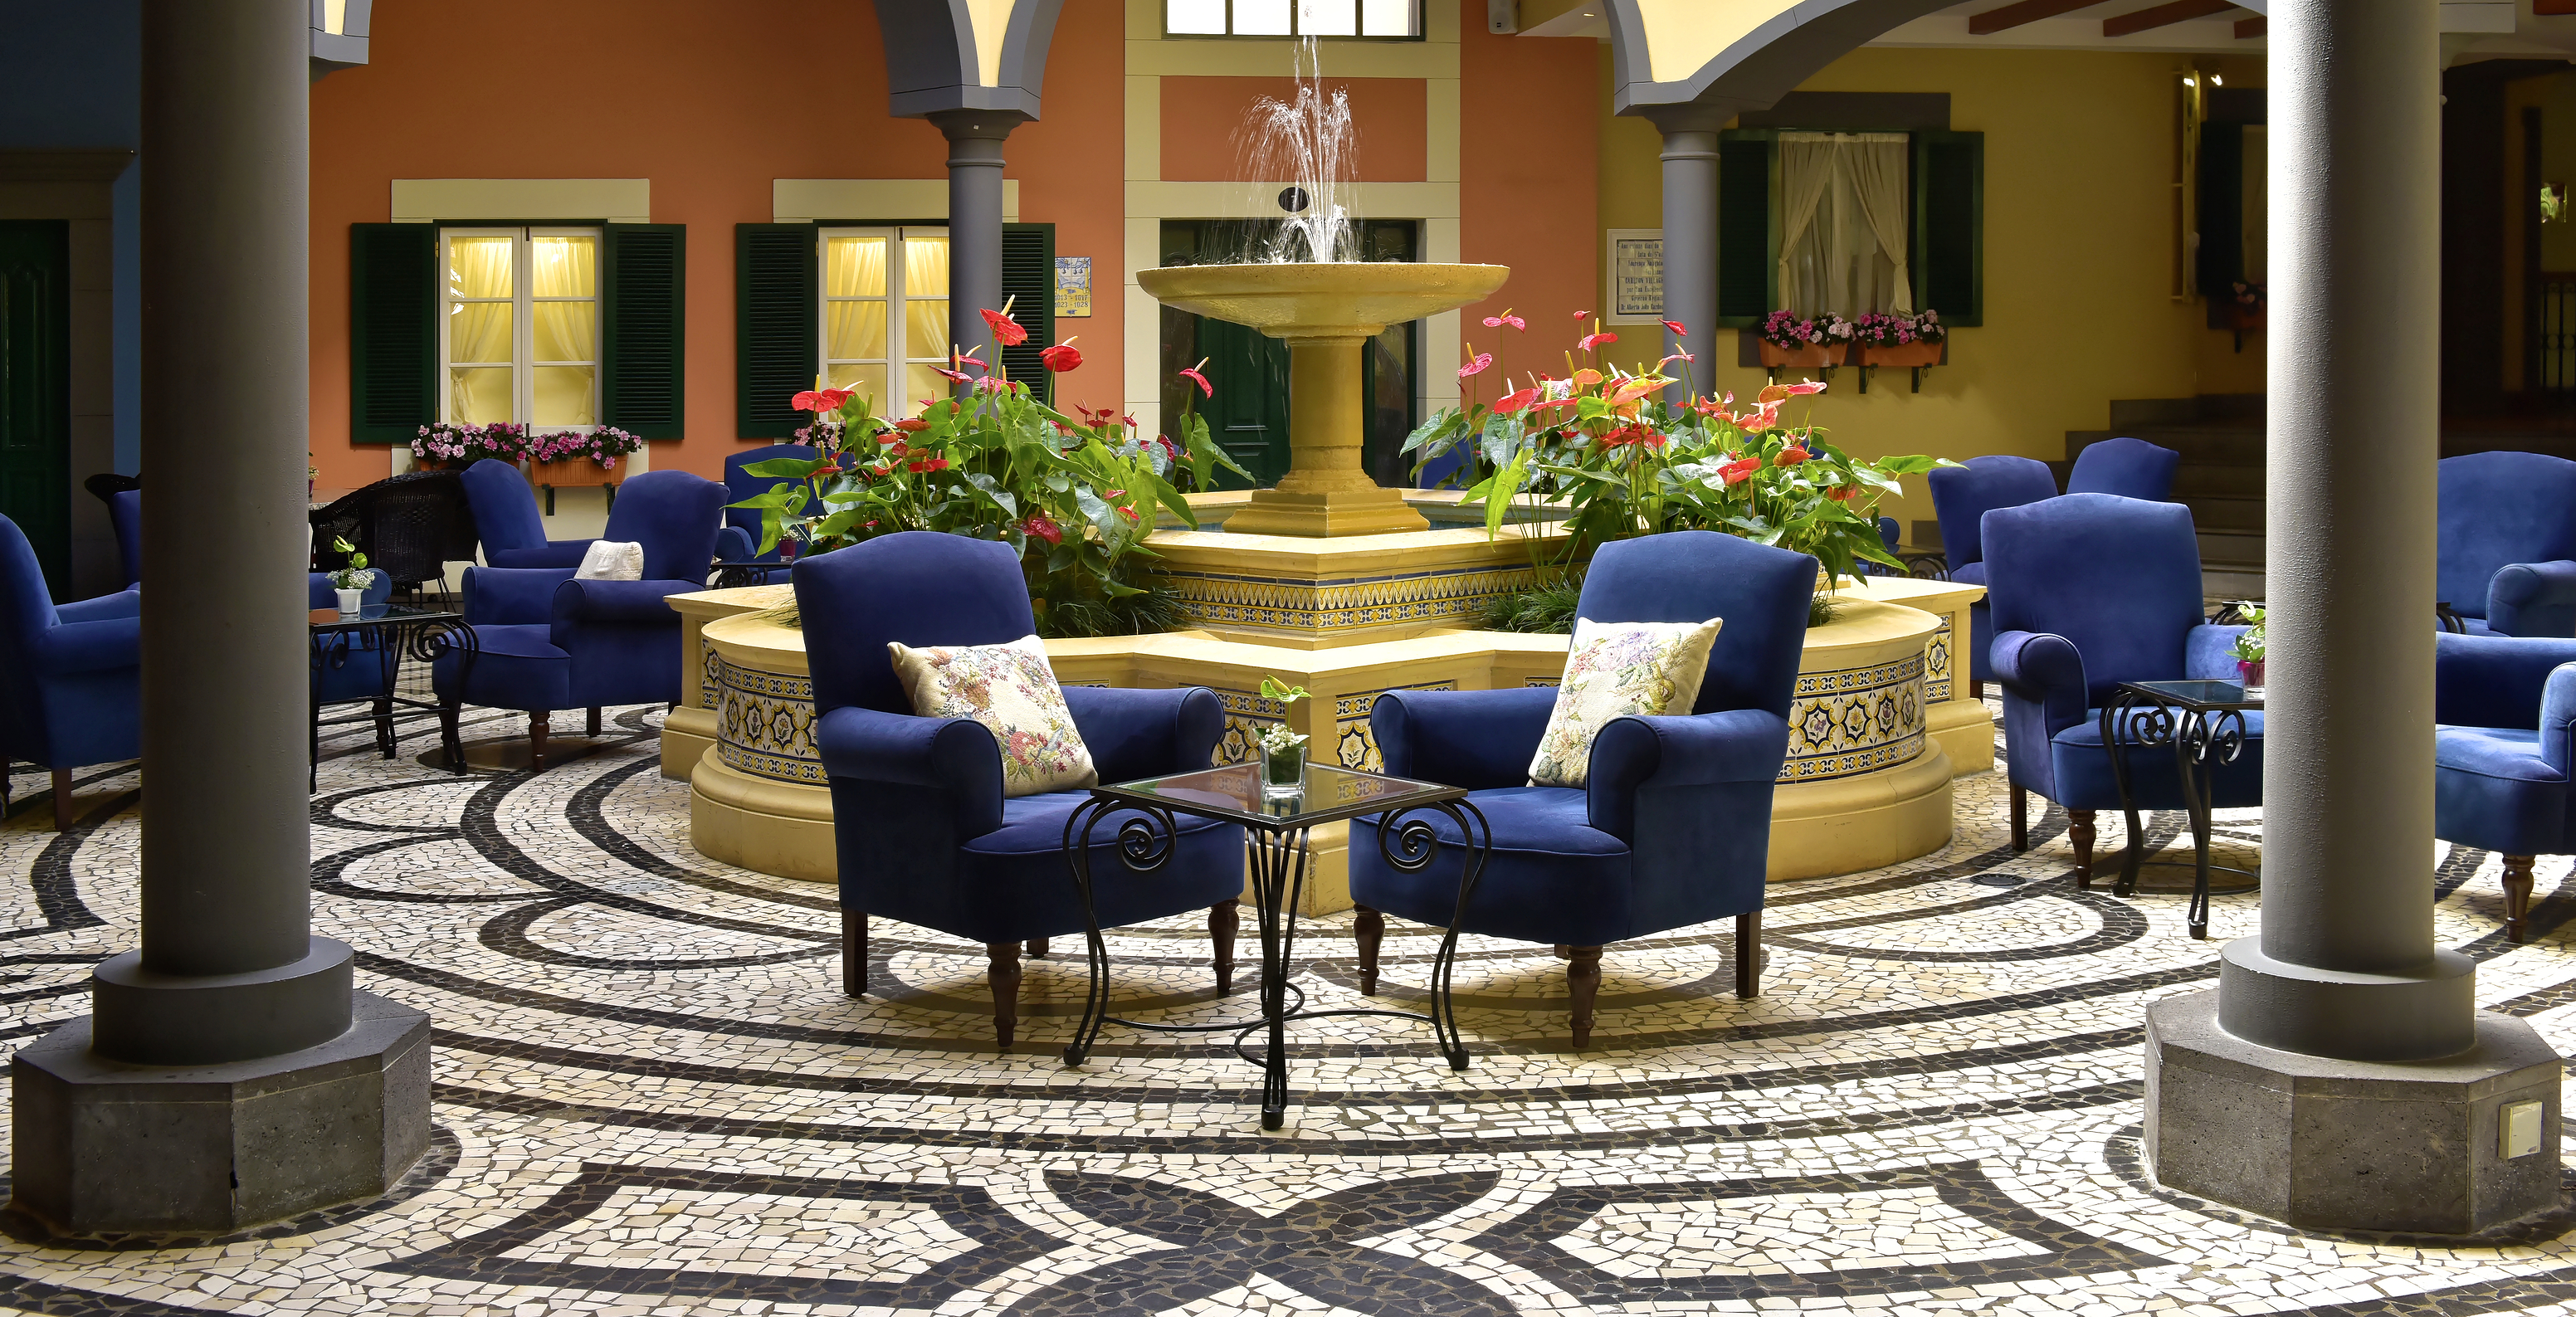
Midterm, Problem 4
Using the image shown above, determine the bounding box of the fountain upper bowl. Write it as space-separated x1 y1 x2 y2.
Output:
1139 262 1510 339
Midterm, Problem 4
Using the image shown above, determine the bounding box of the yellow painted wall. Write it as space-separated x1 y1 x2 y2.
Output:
1594 46 2266 531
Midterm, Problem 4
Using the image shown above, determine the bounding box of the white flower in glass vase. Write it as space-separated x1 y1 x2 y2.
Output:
1257 676 1313 799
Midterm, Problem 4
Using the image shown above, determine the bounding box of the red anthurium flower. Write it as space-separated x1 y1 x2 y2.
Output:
1529 396 1580 413
1022 512 1064 545
1041 339 1084 373
790 388 855 414
1493 387 1540 415
1827 485 1858 501
1656 351 1696 369
908 456 951 473
1178 361 1213 398
1481 310 1527 332
932 365 977 384
1572 310 1592 319
812 461 843 478
1572 368 1603 387
1718 456 1763 485
1787 379 1828 396
1661 319 1687 337
1118 505 1139 521
1775 446 1811 466
1605 377 1663 407
1578 330 1618 353
1757 384 1793 405
979 307 1028 347
894 417 931 432
1739 407 1781 434
1457 352 1494 380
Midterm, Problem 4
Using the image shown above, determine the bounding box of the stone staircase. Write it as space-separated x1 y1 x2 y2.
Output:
2057 395 2267 602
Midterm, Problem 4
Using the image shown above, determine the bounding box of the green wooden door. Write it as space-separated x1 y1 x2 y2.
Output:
1159 222 1290 490
0 223 69 598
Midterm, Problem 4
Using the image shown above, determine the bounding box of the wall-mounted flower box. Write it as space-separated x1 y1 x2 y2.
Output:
1759 341 1846 370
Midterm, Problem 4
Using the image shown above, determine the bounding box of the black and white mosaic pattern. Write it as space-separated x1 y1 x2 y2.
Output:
0 700 2569 1315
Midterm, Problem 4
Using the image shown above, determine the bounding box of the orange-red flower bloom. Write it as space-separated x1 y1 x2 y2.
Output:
1717 456 1762 485
1482 310 1527 332
1788 379 1828 396
1041 339 1084 373
790 388 854 414
1494 387 1540 415
979 308 1028 347
1661 318 1687 336
1458 352 1494 380
894 417 931 432
1578 330 1618 352
1775 446 1811 466
1022 512 1063 545
1178 364 1212 397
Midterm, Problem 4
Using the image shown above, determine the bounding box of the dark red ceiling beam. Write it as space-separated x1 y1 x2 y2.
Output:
2104 0 2235 37
2235 15 2265 37
1966 0 2099 37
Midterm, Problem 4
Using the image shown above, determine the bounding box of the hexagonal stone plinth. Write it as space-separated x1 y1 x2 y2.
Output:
2146 989 2561 1234
10 992 430 1236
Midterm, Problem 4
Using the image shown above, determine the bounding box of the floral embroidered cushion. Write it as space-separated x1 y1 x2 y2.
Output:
1526 617 1725 788
888 634 1098 798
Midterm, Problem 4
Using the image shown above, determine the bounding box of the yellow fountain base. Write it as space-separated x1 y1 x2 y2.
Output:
1222 483 1430 538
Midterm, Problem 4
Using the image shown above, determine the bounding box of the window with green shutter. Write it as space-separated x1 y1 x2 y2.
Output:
736 223 818 439
349 222 436 443
1715 130 1779 328
1913 129 1983 327
603 224 685 438
1001 222 1056 404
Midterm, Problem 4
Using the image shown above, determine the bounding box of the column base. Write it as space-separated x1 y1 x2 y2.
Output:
2145 988 2561 1234
9 991 432 1237
2218 937 2477 1061
1222 485 1431 538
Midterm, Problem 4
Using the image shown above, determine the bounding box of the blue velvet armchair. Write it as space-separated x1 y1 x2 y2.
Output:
796 531 1247 1051
1928 454 2057 695
1984 493 2260 884
2432 631 2576 941
433 470 727 768
461 458 593 570
715 444 819 578
309 569 398 768
2437 452 2576 637
2066 437 2179 502
106 489 141 588
1348 530 1815 1049
0 517 139 831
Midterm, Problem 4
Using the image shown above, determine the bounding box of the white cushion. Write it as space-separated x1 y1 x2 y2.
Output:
889 634 1097 798
574 539 644 581
1526 617 1724 788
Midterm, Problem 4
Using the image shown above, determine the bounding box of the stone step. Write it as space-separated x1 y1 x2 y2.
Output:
2172 463 2264 496
2203 563 2266 602
2182 494 2264 530
2199 527 2264 568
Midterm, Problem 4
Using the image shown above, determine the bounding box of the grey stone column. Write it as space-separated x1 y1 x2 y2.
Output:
1647 108 1724 398
2144 0 2562 1234
9 0 428 1237
931 110 1027 377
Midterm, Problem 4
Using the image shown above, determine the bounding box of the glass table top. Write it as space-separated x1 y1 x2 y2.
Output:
1095 763 1463 828
2118 679 2260 710
310 603 461 631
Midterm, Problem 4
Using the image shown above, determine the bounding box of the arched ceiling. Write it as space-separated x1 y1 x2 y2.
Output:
1603 0 1967 125
871 0 1066 120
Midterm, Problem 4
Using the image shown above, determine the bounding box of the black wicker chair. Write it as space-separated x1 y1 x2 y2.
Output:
310 471 479 602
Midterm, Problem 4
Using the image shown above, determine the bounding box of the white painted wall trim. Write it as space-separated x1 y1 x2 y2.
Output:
773 179 1021 223
392 178 651 224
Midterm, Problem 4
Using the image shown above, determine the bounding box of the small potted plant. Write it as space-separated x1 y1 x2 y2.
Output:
1256 676 1311 799
2228 602 2265 697
327 536 376 615
1757 310 1850 370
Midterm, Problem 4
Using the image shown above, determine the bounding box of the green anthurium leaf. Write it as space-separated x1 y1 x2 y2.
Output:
742 456 831 480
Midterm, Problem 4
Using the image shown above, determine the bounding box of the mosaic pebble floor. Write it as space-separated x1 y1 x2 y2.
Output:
0 700 2566 1315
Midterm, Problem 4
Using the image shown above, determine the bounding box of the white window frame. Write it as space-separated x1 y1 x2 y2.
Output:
817 225 950 416
437 225 603 428
1164 0 1421 39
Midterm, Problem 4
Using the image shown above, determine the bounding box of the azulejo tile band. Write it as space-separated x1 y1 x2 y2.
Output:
1785 650 1927 782
712 655 823 783
1153 563 1536 641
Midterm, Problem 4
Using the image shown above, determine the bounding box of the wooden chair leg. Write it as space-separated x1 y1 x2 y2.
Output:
2010 785 2028 853
986 942 1022 1051
529 712 549 771
51 767 71 832
2068 809 2096 888
2504 855 2537 944
1735 911 1762 1000
1970 679 1984 700
1567 946 1603 1049
586 706 602 738
1354 904 1382 996
1024 937 1048 958
842 910 867 998
1210 900 1237 994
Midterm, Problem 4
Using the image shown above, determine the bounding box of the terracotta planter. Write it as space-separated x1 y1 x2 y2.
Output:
1861 339 1943 369
1758 340 1845 369
529 457 621 488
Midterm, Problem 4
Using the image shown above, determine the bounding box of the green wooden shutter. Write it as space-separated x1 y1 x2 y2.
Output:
602 224 686 439
1913 129 1984 327
1715 130 1778 328
349 223 435 443
736 223 817 439
1001 222 1056 404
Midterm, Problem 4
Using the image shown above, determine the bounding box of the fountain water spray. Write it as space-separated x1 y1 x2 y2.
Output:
1240 37 1358 264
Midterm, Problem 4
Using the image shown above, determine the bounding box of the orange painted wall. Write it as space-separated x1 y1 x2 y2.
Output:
1456 12 1599 384
309 0 1126 487
1161 76 1428 182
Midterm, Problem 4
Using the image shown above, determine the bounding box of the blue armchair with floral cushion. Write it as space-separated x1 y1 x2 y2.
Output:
432 470 727 769
1929 454 2058 695
797 530 1247 1051
1347 529 1815 1050
1984 493 2260 885
2432 631 2576 941
2437 451 2576 637
0 516 139 831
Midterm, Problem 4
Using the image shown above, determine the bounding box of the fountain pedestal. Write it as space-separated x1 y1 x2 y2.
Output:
1226 337 1430 537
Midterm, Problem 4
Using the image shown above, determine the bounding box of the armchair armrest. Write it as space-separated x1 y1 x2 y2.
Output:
1062 685 1223 784
2433 632 2576 730
550 578 698 625
1586 709 1791 841
56 586 141 624
36 617 139 676
813 705 1004 837
2489 560 2576 637
715 526 755 563
461 565 574 627
1369 686 1558 789
1991 629 2089 735
2183 624 2250 681
2543 663 2576 777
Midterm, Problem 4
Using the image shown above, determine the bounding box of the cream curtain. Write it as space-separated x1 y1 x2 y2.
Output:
446 236 515 423
1845 134 1913 315
1778 132 1914 320
1778 134 1839 320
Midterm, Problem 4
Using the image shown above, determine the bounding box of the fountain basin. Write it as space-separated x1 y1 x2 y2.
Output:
1140 262 1509 539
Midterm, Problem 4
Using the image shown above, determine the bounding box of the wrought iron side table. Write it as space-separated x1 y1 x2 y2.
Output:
710 559 791 589
308 603 476 788
2102 678 2261 939
1060 763 1491 1131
